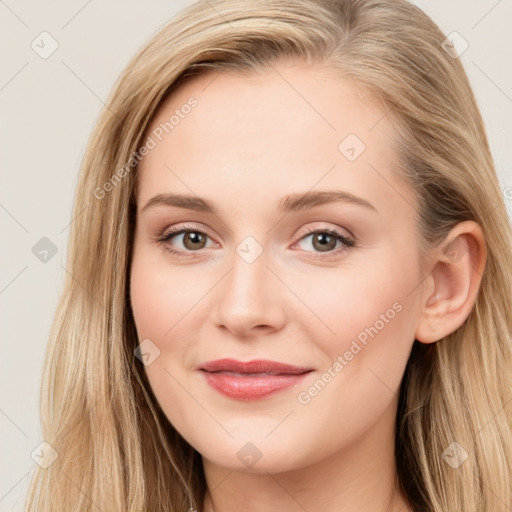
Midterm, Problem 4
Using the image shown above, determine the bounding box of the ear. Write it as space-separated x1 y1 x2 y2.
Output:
415 220 487 344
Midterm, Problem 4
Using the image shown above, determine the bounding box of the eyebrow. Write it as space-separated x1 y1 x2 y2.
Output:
141 190 377 214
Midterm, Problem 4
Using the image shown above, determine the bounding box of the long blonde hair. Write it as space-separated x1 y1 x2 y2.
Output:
26 0 512 510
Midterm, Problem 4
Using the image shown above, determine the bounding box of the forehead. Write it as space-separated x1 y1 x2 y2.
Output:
136 62 409 217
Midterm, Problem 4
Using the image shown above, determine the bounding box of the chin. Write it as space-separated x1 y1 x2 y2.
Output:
190 431 319 474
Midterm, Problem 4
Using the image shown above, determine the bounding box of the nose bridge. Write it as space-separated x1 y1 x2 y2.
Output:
214 237 284 335
224 242 271 311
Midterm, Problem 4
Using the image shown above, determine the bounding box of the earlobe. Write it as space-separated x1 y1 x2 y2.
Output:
415 221 487 344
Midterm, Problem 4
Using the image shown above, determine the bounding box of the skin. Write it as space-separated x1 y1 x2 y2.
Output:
130 60 486 512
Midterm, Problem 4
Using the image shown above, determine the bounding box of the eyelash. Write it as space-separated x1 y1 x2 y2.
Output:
155 223 356 259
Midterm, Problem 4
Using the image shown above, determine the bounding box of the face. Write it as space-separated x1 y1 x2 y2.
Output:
130 61 425 472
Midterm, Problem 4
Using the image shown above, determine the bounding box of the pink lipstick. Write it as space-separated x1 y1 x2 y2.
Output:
198 358 313 400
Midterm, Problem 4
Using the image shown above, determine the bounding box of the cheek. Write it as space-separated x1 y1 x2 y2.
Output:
299 259 414 340
296 255 418 390
130 248 206 342
129 249 206 438
288 262 417 452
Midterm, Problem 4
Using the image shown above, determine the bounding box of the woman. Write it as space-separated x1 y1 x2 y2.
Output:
26 0 512 510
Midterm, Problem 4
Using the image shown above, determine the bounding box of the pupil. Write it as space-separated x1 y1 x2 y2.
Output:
185 231 205 249
315 233 335 252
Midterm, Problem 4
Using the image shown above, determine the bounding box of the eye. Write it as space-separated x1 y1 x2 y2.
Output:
293 227 356 257
155 224 356 259
156 224 217 257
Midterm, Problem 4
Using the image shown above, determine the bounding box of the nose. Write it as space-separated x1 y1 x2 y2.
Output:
213 246 286 338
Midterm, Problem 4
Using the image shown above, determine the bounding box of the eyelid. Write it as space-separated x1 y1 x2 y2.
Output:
294 223 355 241
158 222 354 242
158 222 215 241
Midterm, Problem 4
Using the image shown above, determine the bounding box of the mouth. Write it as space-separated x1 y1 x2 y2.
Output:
206 371 302 377
199 358 313 375
198 358 314 400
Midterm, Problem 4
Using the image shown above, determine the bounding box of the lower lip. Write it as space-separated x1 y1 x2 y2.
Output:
201 371 311 400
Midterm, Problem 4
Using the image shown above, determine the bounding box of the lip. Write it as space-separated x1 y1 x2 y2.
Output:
199 358 312 375
198 358 313 400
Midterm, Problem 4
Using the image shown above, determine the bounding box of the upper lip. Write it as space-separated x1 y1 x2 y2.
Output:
199 358 313 375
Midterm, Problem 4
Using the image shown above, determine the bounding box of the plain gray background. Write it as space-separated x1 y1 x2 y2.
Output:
1 1 511 510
